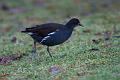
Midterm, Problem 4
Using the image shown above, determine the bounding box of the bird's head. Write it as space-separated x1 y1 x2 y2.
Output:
66 18 84 29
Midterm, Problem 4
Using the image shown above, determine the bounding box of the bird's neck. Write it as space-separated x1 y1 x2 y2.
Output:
65 22 76 29
66 27 74 34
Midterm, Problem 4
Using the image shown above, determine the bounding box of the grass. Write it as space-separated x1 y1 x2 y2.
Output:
0 0 120 80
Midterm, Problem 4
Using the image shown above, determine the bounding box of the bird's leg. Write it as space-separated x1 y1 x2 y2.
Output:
33 41 36 53
31 41 38 60
47 46 53 59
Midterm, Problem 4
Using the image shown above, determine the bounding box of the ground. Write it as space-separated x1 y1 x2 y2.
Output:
0 0 120 80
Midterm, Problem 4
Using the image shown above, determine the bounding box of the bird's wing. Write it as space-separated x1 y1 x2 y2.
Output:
21 23 64 37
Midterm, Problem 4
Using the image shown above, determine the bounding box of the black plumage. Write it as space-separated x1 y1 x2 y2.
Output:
21 18 83 59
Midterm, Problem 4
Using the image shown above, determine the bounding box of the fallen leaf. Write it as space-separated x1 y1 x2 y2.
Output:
103 31 111 40
11 36 17 43
48 65 63 75
0 73 10 77
0 53 23 65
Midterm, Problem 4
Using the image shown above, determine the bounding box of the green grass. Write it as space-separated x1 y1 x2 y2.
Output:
0 0 120 80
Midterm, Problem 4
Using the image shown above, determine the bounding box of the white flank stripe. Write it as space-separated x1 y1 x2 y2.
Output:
40 29 59 43
48 29 59 36
27 32 33 35
40 36 50 43
48 32 55 35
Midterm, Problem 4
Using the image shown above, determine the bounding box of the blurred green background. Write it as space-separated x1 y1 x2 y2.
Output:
0 0 119 25
0 0 120 35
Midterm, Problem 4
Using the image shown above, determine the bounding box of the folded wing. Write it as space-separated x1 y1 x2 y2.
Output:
21 23 64 37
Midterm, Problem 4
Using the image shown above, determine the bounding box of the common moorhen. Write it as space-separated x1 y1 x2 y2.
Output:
21 18 83 59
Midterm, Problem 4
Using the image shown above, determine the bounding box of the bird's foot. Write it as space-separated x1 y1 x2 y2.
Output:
29 49 39 61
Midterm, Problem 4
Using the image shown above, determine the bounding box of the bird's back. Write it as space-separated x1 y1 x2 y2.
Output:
22 23 64 37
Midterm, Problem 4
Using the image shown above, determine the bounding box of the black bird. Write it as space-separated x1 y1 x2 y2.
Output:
21 18 83 59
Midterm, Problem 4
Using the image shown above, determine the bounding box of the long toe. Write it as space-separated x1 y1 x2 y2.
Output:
30 50 39 60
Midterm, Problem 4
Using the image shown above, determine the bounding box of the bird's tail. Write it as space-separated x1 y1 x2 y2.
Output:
21 27 34 32
21 29 27 33
21 28 34 35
